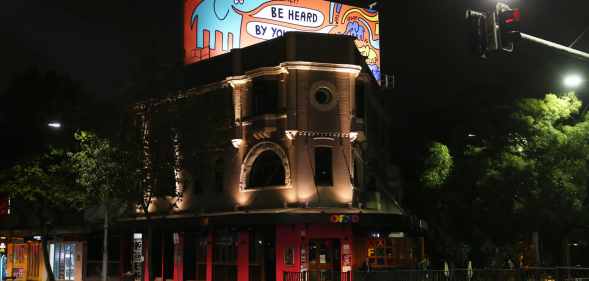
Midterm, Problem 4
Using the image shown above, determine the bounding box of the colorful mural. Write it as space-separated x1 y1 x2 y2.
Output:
184 0 380 80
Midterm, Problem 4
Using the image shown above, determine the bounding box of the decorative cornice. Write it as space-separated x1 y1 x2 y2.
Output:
280 61 362 77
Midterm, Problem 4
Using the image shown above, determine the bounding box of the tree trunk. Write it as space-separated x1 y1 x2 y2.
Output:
102 206 109 281
41 228 55 281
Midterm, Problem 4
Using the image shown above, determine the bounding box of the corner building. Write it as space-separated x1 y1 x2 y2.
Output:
129 32 425 281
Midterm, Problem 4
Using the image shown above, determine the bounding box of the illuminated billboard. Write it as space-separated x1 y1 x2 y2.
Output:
184 0 380 80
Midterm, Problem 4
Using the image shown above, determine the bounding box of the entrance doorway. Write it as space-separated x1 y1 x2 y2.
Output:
249 228 276 281
308 239 341 281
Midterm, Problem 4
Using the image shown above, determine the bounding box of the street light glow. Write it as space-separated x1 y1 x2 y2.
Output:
48 122 62 128
563 74 584 89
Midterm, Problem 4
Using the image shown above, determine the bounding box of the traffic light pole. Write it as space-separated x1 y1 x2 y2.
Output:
520 33 589 62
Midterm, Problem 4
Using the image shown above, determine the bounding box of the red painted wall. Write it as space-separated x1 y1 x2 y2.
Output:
173 233 184 281
206 231 213 281
237 231 249 281
144 235 150 281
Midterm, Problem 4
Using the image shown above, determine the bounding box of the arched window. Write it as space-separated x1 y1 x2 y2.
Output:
240 142 291 191
247 150 285 188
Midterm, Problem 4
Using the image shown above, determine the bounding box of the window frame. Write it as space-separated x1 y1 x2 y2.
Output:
314 146 333 187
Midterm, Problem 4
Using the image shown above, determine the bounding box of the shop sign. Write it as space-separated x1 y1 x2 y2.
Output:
330 214 359 223
133 233 144 281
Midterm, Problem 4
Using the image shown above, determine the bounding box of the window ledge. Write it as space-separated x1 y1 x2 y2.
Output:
241 185 291 192
242 113 287 125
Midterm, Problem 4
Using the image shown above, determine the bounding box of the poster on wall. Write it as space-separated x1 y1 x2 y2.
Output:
133 233 144 281
184 0 380 81
300 246 308 272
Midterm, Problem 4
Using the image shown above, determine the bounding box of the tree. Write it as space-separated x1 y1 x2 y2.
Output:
413 93 589 266
70 131 140 281
0 149 86 281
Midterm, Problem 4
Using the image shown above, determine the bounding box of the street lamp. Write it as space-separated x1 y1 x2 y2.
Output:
563 74 584 89
47 122 62 129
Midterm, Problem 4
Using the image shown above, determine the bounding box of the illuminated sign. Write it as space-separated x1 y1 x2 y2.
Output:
184 0 380 80
329 214 359 223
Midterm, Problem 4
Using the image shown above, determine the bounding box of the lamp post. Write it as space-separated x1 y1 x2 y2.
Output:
562 74 587 120
563 74 584 89
47 122 62 129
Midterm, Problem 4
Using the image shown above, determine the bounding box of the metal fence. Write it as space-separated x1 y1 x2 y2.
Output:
353 268 589 281
285 268 589 281
284 271 352 281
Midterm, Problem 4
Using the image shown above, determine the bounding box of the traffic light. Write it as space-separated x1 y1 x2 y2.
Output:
465 9 500 58
465 10 488 58
497 8 521 52
466 2 521 57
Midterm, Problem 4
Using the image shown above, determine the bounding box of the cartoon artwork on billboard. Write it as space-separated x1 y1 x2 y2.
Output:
184 0 380 80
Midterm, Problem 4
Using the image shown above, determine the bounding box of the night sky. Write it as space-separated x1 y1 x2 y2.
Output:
1 0 589 164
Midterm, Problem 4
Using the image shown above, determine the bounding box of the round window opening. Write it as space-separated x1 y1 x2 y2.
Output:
314 88 332 105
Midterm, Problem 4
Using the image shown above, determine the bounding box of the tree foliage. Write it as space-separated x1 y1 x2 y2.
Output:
70 131 139 205
414 93 589 266
0 148 87 212
420 142 453 189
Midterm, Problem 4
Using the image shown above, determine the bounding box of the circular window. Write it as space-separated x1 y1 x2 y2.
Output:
309 82 337 111
314 88 332 105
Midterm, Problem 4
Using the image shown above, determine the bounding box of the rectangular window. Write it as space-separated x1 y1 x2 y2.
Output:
366 237 420 269
163 233 174 280
314 147 333 186
355 82 365 119
183 234 196 281
196 236 208 281
214 159 224 193
251 78 279 116
284 247 294 266
12 244 26 280
212 232 237 281
27 243 40 278
50 242 76 281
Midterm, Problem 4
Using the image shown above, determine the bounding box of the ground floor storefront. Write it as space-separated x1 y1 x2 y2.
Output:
0 211 425 281
121 211 425 281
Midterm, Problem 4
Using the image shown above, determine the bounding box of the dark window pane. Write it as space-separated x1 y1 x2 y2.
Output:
247 150 285 188
314 88 332 105
164 233 174 279
355 82 365 118
314 147 333 186
183 234 196 281
152 232 162 277
215 158 224 193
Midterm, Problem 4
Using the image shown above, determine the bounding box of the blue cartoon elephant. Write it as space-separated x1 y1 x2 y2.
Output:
191 0 271 51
